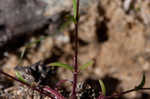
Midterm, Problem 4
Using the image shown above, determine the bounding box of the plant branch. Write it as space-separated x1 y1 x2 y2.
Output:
116 87 150 97
0 69 54 99
97 87 150 99
107 87 150 99
72 0 80 98
43 86 66 99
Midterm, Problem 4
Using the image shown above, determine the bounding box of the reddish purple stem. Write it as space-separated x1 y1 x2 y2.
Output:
0 70 54 98
43 86 66 99
56 79 72 89
72 0 80 99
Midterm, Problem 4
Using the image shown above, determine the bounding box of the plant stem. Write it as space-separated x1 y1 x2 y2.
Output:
107 87 150 99
0 70 53 99
96 87 150 99
117 87 150 96
72 0 80 99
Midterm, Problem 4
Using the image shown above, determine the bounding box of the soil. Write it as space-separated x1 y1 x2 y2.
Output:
0 0 150 99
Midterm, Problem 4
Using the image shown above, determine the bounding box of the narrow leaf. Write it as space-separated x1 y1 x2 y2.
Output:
18 36 46 65
67 15 77 24
48 62 73 71
59 15 74 32
15 71 27 83
26 36 45 48
18 48 26 65
79 61 94 70
99 80 106 96
72 0 77 19
135 73 146 89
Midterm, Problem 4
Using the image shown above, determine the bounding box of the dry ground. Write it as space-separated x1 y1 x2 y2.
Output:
0 0 150 99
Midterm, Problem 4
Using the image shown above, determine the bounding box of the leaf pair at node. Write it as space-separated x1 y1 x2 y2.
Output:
48 60 94 72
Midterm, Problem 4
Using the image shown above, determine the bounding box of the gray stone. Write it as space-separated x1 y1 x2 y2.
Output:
0 0 95 47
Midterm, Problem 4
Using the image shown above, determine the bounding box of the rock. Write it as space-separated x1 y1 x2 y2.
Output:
0 0 47 47
0 0 97 48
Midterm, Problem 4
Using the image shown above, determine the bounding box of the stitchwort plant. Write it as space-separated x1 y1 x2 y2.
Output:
0 0 150 99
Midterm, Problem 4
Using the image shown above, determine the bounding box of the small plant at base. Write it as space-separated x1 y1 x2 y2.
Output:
1 0 150 99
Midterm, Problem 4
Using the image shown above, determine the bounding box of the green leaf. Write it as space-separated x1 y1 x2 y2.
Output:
18 36 46 65
15 71 27 83
18 48 26 65
135 73 146 90
72 0 77 19
79 61 94 70
26 36 45 48
99 80 106 96
20 48 26 59
66 15 77 24
59 15 75 32
135 7 141 12
48 62 73 71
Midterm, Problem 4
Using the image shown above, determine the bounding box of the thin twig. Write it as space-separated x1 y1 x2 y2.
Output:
0 70 54 99
118 87 150 96
107 87 150 99
43 86 66 99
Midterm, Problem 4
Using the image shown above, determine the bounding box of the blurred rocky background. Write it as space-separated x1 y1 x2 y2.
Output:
0 0 150 98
